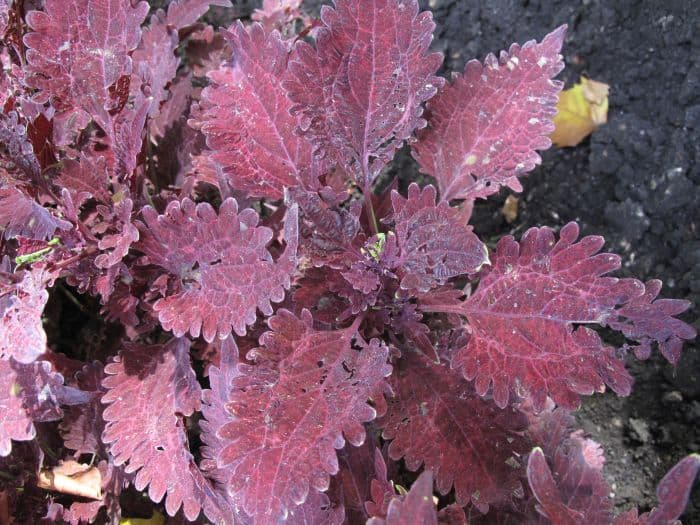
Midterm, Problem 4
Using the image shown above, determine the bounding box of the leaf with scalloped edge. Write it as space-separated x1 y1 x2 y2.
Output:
367 471 437 525
214 309 392 522
529 444 700 525
412 26 566 201
165 0 231 30
378 348 529 512
390 183 488 293
0 187 71 240
0 267 52 363
102 338 229 522
23 0 149 130
192 22 323 199
423 222 695 411
284 0 444 185
0 359 65 457
528 431 613 524
252 0 304 35
137 198 298 342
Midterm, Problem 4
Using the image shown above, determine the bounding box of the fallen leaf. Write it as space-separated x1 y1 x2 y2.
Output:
501 195 519 223
37 460 102 500
119 511 165 525
551 77 609 147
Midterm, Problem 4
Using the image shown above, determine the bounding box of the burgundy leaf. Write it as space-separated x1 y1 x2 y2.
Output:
94 199 138 270
133 9 179 118
365 448 394 519
252 0 304 36
288 186 362 268
0 187 71 240
102 338 226 521
60 361 105 456
0 111 43 183
335 437 390 522
165 0 232 31
55 154 111 207
527 447 587 524
200 336 239 486
0 267 51 363
378 349 529 512
390 183 488 292
0 359 65 457
23 0 149 130
137 198 298 342
609 279 697 365
528 429 614 524
368 471 438 525
286 488 345 525
423 223 695 410
192 23 323 199
412 26 566 201
285 0 444 185
215 310 392 522
640 454 700 525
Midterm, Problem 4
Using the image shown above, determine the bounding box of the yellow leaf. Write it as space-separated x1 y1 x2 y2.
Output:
119 511 165 525
551 77 609 147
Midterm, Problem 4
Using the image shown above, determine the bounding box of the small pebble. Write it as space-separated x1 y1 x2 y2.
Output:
662 390 683 403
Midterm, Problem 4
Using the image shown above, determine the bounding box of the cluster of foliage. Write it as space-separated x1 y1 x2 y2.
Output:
0 0 697 523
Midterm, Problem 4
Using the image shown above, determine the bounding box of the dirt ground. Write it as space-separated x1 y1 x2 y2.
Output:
276 0 699 519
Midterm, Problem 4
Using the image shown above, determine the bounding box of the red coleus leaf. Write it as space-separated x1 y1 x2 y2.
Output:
378 348 529 512
529 443 700 525
214 310 392 522
390 183 488 293
165 0 232 31
60 361 105 457
137 198 298 342
612 454 700 525
55 154 111 207
192 22 323 200
423 222 695 411
23 0 149 130
286 488 346 525
0 359 65 457
252 0 305 36
0 187 71 240
0 267 52 363
284 0 444 185
527 432 613 524
412 26 566 201
367 471 438 525
102 338 226 521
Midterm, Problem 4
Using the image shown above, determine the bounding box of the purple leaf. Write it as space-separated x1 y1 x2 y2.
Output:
215 309 392 522
390 183 488 293
285 0 444 185
165 0 232 30
102 338 226 521
55 154 111 207
0 267 51 363
378 349 529 512
23 0 149 131
412 26 566 201
192 23 323 199
368 471 438 525
423 222 694 411
137 198 298 342
0 187 71 240
252 0 305 35
0 359 65 457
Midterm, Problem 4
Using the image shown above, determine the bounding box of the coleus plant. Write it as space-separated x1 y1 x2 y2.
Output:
0 0 697 523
